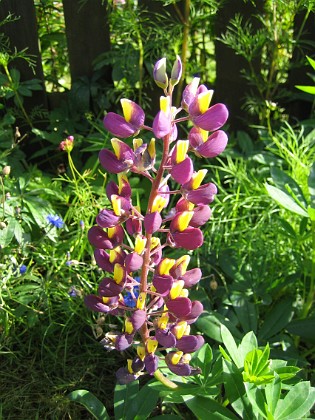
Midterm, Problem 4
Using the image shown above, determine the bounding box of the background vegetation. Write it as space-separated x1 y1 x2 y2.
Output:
0 0 315 418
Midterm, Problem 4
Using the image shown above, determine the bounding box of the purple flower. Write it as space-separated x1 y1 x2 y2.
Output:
84 55 229 383
47 214 64 228
103 99 145 138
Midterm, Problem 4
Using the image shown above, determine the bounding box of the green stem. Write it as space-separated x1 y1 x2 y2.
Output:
0 175 5 219
175 0 190 107
154 369 178 389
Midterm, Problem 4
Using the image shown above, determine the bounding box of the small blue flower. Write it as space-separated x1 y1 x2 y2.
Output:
124 286 139 308
19 265 27 275
47 214 64 228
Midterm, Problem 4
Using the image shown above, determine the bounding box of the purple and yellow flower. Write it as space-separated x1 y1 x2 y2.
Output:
84 55 229 383
103 99 145 138
189 127 228 158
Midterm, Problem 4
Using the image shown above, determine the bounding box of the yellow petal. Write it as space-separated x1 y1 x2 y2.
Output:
171 351 183 365
159 258 175 275
121 98 133 122
198 90 213 114
170 280 185 299
191 169 207 190
137 292 146 310
173 321 188 339
147 337 158 354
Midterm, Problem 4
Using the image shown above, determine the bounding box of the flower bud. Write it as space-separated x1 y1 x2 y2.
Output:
2 166 11 176
170 55 182 87
153 58 168 89
0 221 6 229
59 135 74 152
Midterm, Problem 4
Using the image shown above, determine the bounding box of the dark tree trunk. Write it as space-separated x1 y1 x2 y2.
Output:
62 0 111 82
0 0 47 115
214 0 262 132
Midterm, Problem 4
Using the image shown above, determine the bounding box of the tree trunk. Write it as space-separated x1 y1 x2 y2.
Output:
62 0 111 82
0 0 47 115
214 0 262 132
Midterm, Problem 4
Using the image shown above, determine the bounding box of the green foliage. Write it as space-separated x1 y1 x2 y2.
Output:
219 0 315 123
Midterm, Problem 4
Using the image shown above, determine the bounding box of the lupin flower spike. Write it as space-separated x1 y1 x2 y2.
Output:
86 56 228 386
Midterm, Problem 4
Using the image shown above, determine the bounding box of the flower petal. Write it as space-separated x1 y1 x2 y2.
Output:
166 297 192 318
98 277 124 297
153 274 173 296
190 205 211 227
115 333 134 351
182 268 202 288
84 295 110 313
131 309 146 330
155 328 177 348
176 335 204 353
171 157 193 185
96 209 121 228
103 113 138 138
88 226 114 249
144 212 162 234
94 249 113 272
197 130 228 158
153 110 172 139
144 354 159 375
99 149 131 173
193 103 228 131
125 252 143 272
172 227 203 250
185 183 217 205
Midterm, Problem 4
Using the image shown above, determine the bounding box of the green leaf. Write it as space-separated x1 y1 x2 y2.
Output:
151 416 181 420
193 343 213 380
286 317 315 343
133 382 160 420
270 167 308 209
259 298 294 340
184 395 239 419
196 312 242 343
220 324 242 368
68 389 109 420
0 218 15 248
222 360 254 419
295 85 315 94
243 345 274 385
230 294 258 333
265 374 281 416
306 55 315 71
265 183 309 217
245 383 268 419
238 332 258 363
114 381 139 420
274 381 315 419
273 366 300 382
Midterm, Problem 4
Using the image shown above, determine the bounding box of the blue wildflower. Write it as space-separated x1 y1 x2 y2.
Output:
19 265 27 275
68 287 78 298
47 214 64 228
124 286 139 308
